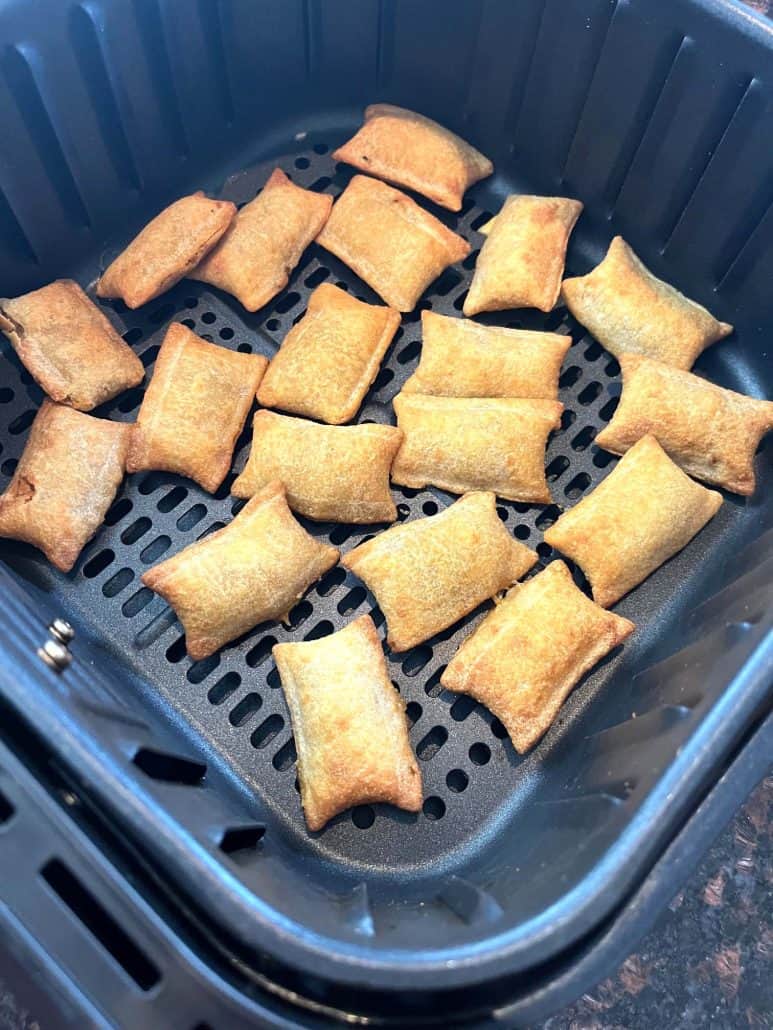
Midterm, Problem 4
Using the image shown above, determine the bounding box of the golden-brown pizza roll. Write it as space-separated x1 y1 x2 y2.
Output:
595 355 773 496
561 237 733 369
441 561 635 754
391 394 563 504
332 104 493 212
96 192 236 309
189 168 333 312
142 481 339 660
0 400 130 572
127 323 267 493
402 310 571 400
273 614 422 830
463 195 583 316
0 280 144 411
342 491 537 651
232 410 402 523
544 435 723 607
257 283 400 424
316 175 471 311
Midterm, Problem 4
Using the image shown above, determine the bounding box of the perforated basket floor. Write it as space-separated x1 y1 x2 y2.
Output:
0 124 770 905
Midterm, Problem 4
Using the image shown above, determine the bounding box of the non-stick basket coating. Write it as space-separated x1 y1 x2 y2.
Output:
0 0 771 1019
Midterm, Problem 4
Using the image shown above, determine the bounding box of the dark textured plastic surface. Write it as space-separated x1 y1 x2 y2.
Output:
0 0 771 1018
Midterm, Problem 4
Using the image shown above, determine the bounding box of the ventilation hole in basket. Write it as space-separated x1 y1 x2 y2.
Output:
121 517 151 545
470 211 492 232
450 695 476 722
338 586 366 616
8 409 35 435
82 548 114 578
0 459 17 476
294 155 310 170
423 500 439 516
208 672 241 705
0 388 12 406
157 486 187 513
559 365 581 389
272 737 296 771
176 504 207 531
424 667 445 697
433 269 461 296
462 249 479 270
102 567 134 598
416 726 448 761
267 667 281 690
219 327 234 341
605 357 620 378
265 318 280 332
219 825 265 858
564 472 591 499
330 524 355 546
251 714 284 750
469 742 490 766
313 142 329 154
122 587 153 618
104 496 133 527
149 301 175 325
496 505 508 523
593 448 615 468
317 566 346 595
399 485 420 499
40 859 160 991
537 542 553 562
599 396 619 421
201 311 216 325
288 600 313 628
180 318 195 330
305 266 330 289
535 505 560 530
446 769 469 793
490 717 508 740
231 498 247 518
187 654 219 684
117 387 143 412
197 520 226 540
572 426 596 451
352 805 375 829
123 327 143 345
453 292 467 312
140 535 171 564
543 309 566 332
183 296 198 309
403 646 433 677
514 524 530 541
423 796 445 820
165 635 187 663
584 339 602 361
274 291 300 314
304 619 334 641
405 701 422 728
397 340 420 365
246 635 277 668
138 471 167 495
133 747 205 785
310 175 332 191
140 345 160 368
0 788 14 824
372 366 394 391
229 692 262 727
578 382 602 406
561 409 576 430
135 608 178 650
395 502 410 522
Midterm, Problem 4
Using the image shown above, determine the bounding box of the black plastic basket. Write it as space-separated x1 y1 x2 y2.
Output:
0 0 771 1025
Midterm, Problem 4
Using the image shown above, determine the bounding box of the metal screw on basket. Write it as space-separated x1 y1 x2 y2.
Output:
48 618 75 645
37 638 72 673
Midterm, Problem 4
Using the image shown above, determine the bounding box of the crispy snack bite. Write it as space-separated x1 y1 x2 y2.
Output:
190 169 332 311
97 192 235 308
257 283 399 424
0 401 130 572
392 393 563 504
333 104 492 211
127 323 267 493
544 435 723 607
464 195 583 316
142 482 339 660
561 236 733 369
342 491 537 651
402 311 570 400
595 354 773 496
316 175 470 311
273 614 423 831
442 561 634 753
0 280 143 410
232 410 402 523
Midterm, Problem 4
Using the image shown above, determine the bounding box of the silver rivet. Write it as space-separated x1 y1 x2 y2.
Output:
49 618 75 644
37 639 72 672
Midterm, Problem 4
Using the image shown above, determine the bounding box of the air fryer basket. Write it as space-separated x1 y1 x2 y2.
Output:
0 0 771 1023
